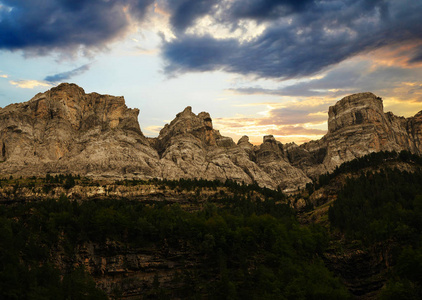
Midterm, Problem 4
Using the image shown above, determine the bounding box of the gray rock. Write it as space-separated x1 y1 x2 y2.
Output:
287 92 422 177
0 83 160 178
1 85 421 191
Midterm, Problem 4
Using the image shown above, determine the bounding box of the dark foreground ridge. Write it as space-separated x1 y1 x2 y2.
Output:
0 83 422 192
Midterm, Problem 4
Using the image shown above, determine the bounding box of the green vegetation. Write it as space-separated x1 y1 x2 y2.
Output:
117 177 286 200
328 168 422 298
0 201 107 299
314 150 422 189
5 150 422 299
0 183 349 299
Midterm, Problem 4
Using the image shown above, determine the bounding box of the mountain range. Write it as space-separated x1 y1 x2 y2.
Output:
1 83 421 191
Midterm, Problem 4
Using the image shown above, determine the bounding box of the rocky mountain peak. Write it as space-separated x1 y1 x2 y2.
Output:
30 83 86 105
414 110 422 118
258 135 283 160
328 92 384 133
0 83 154 176
50 82 86 95
291 92 422 178
263 135 277 143
157 107 219 150
237 135 251 145
180 105 192 114
24 82 141 134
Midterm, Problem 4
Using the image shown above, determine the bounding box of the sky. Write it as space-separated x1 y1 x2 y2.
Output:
1 0 422 145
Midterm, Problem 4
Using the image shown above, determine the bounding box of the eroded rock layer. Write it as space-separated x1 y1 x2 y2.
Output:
1 84 421 191
0 83 159 178
286 92 422 178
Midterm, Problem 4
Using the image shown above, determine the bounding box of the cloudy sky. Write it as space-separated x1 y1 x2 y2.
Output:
1 0 422 144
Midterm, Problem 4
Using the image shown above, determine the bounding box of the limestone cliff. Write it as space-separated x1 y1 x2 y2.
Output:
255 135 311 190
1 84 421 191
0 83 160 178
0 83 309 191
153 106 305 190
286 92 422 178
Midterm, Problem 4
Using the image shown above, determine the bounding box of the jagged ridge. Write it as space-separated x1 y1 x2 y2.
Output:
0 83 421 191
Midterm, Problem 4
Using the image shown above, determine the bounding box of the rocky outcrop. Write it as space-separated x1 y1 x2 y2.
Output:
286 92 422 177
67 240 203 298
406 110 422 152
0 84 309 191
154 107 286 190
324 241 393 299
0 83 160 178
323 93 409 169
255 135 311 190
1 84 421 191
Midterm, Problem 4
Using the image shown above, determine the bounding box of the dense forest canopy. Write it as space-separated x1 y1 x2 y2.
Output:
328 163 422 299
0 182 348 299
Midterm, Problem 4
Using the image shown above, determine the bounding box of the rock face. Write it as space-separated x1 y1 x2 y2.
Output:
255 135 311 190
0 83 160 178
324 92 414 168
0 84 421 191
286 92 422 178
154 106 303 190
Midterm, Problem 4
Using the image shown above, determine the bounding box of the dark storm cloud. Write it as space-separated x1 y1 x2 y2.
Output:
3 0 422 81
163 0 422 79
0 0 154 53
44 64 91 83
231 60 422 99
231 61 368 97
230 0 314 20
162 35 239 74
163 0 220 32
408 85 422 95
408 45 422 63
230 87 324 97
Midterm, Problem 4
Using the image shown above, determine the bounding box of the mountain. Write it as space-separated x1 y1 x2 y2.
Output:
287 92 422 178
1 83 421 191
0 83 159 178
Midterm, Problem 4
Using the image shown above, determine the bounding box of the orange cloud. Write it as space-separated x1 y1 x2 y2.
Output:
210 97 334 145
153 3 170 17
214 117 327 145
364 42 422 69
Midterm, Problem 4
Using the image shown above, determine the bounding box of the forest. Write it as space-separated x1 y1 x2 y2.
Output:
329 168 422 299
0 151 421 299
0 181 347 299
